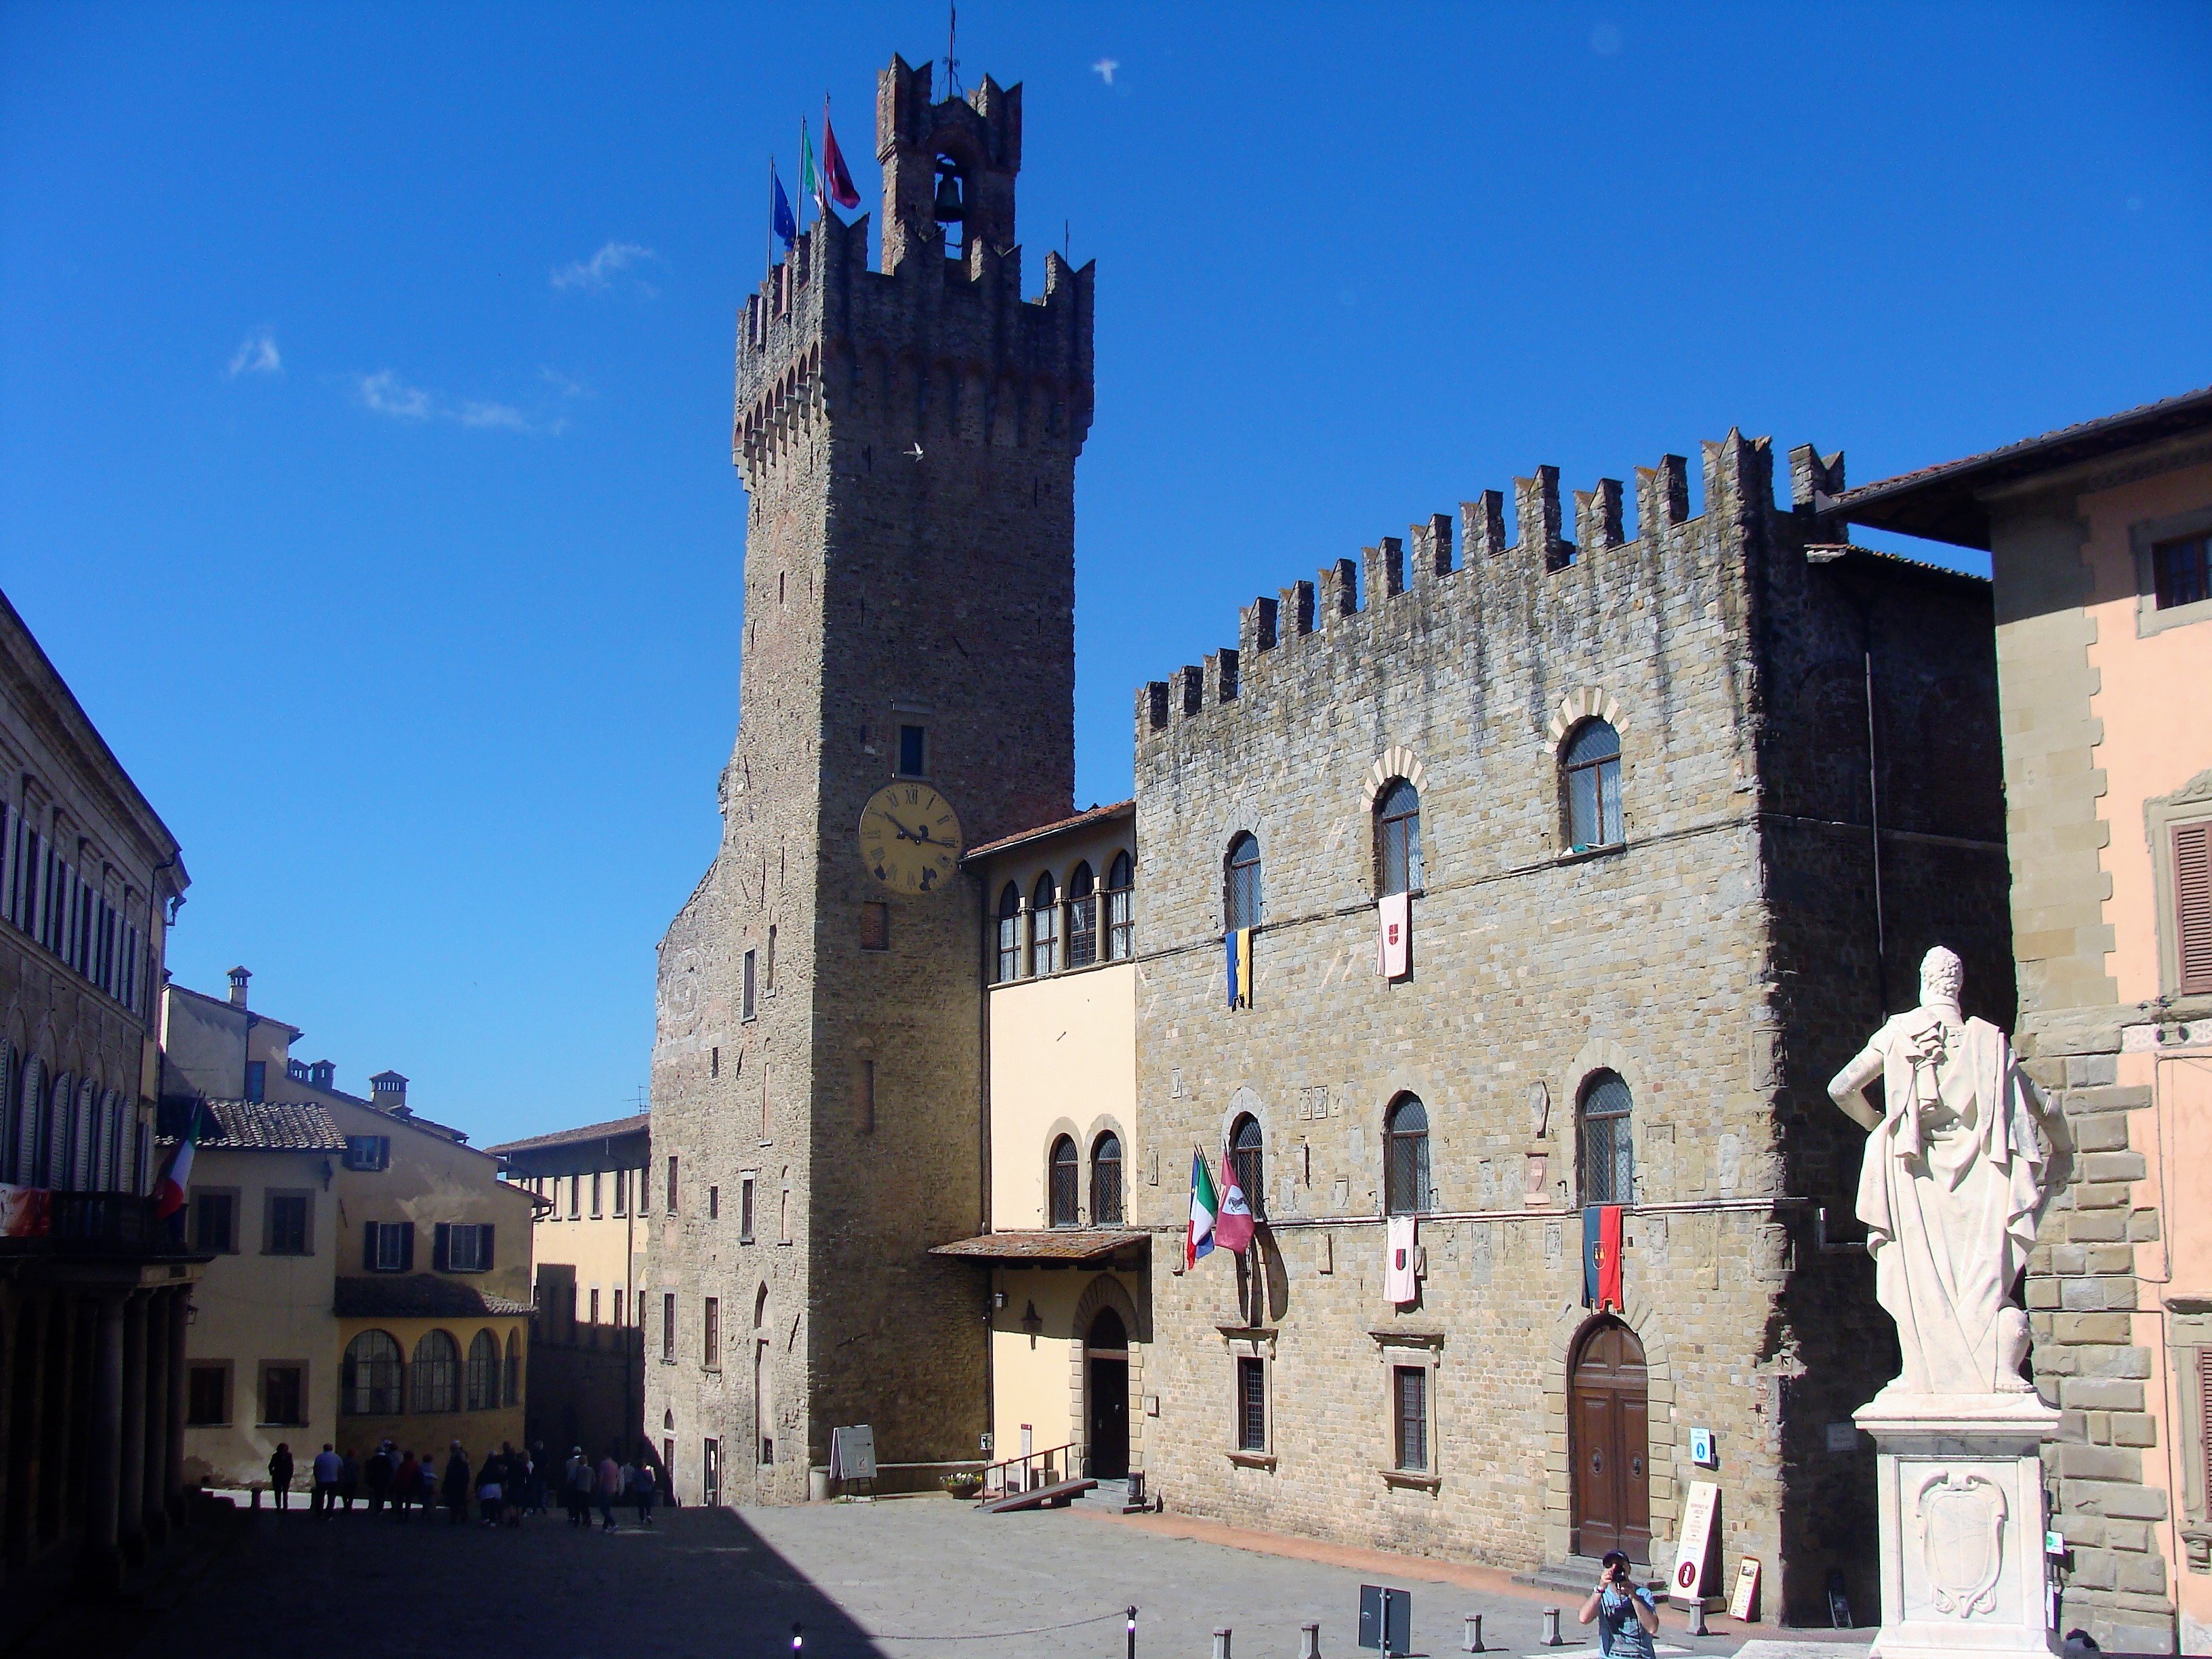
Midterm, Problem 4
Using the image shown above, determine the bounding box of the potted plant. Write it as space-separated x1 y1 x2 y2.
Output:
941 1471 983 1500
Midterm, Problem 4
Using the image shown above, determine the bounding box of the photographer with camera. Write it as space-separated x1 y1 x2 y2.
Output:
1578 1550 1661 1658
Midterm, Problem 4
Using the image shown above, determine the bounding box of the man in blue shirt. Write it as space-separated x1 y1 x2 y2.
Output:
1578 1551 1661 1658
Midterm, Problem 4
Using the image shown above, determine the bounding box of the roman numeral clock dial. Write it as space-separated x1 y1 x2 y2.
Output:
857 782 964 895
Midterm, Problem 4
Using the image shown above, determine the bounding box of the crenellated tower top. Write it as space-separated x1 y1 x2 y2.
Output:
876 54 1021 273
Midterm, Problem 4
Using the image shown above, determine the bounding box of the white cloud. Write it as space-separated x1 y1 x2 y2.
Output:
539 366 593 399
1091 58 1119 86
551 240 657 293
228 328 282 377
357 369 432 419
455 399 531 431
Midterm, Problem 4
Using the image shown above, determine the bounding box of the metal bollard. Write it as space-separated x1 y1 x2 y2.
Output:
1540 1607 1563 1646
1298 1622 1319 1659
1461 1613 1482 1652
1213 1629 1232 1659
1684 1599 1708 1637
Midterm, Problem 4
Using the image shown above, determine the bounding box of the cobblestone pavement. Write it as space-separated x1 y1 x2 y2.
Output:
148 1497 1786 1659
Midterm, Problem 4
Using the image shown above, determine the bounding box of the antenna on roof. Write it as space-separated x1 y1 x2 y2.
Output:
944 1 962 98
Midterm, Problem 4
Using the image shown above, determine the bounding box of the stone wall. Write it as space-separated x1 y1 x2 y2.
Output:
1127 434 2009 1623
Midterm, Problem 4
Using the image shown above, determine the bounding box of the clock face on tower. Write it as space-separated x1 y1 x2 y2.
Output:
857 782 964 895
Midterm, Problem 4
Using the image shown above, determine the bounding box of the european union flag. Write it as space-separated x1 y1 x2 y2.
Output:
771 167 797 250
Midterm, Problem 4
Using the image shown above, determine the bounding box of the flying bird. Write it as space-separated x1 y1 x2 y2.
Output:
1092 58 1118 85
905 442 925 461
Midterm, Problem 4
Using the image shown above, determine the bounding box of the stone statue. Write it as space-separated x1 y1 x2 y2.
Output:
1828 947 2053 1397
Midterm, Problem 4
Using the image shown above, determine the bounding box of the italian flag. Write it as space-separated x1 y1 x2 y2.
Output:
1187 1150 1218 1269
152 1103 201 1220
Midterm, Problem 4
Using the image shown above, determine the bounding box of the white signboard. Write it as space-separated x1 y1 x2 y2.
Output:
1672 1480 1721 1605
1727 1556 1761 1623
828 1424 877 1481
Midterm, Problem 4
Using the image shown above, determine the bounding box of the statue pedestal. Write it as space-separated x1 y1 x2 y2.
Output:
1853 1391 2061 1659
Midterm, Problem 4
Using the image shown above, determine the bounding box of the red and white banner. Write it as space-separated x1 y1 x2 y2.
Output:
1378 892 1410 979
0 1184 52 1238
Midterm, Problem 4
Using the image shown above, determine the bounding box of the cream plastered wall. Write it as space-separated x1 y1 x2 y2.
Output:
527 1188 647 1332
986 962 1136 1229
2078 461 2212 1641
989 1266 1145 1466
181 1146 342 1488
328 1097 533 1305
333 1313 529 1466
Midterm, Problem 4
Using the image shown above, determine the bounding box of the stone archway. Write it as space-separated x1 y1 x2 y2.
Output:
1541 1296 1677 1567
1069 1275 1145 1478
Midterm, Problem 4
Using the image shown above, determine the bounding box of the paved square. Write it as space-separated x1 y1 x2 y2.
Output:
152 1498 1796 1659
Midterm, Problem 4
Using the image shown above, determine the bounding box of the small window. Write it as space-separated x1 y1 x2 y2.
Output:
245 1060 266 1103
1048 1135 1080 1227
743 949 758 1021
1225 834 1261 933
264 1192 310 1256
703 1296 721 1370
668 1155 680 1213
1105 852 1134 962
187 1363 230 1426
739 1174 756 1243
613 1168 628 1216
614 1288 626 1326
1579 1071 1635 1205
1091 1132 1124 1226
1230 1115 1265 1219
193 1191 237 1254
995 884 1021 983
591 1172 603 1218
590 1287 602 1327
703 1436 722 1507
1031 873 1059 975
661 1292 676 1362
861 901 890 951
365 1220 413 1273
1237 1356 1267 1452
2175 819 2212 996
262 1363 306 1427
438 1222 495 1273
857 1058 876 1134
1066 863 1098 968
1393 1365 1429 1472
1377 779 1423 897
1385 1095 1431 1216
897 724 928 777
342 1135 390 1172
568 1174 581 1219
709 1185 720 1220
1563 720 1624 852
2154 533 2211 611
764 924 777 992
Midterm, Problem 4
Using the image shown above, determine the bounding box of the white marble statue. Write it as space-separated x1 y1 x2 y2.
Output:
1828 947 2053 1397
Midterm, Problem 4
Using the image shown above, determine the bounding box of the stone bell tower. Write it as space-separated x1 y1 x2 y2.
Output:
646 52 1093 1503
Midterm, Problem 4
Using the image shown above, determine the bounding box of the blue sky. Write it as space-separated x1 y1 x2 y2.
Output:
4 3 2206 1145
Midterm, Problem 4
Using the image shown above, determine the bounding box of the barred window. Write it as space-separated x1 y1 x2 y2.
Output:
1048 1134 1080 1227
465 1328 501 1410
1579 1071 1634 1205
1237 1357 1267 1452
1231 1115 1265 1220
1031 873 1059 975
1091 1132 1124 1226
1066 862 1098 968
1377 779 1423 896
411 1329 459 1412
1224 835 1261 933
995 883 1021 983
2154 533 2210 611
1104 852 1134 961
1393 1365 1429 1472
341 1330 403 1415
1385 1095 1431 1216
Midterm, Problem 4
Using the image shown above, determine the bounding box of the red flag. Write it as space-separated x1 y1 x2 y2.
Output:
820 108 861 210
1213 1150 1256 1254
1597 1204 1624 1311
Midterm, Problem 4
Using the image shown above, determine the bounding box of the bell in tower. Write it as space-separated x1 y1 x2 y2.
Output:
876 53 1019 272
930 155 966 224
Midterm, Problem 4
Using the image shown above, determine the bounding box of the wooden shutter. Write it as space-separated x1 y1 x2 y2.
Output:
399 1223 414 1271
365 1221 380 1271
2175 821 2212 995
478 1224 494 1271
433 1221 451 1271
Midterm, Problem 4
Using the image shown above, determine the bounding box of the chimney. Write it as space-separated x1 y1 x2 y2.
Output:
227 966 251 1008
308 1059 335 1092
370 1070 409 1116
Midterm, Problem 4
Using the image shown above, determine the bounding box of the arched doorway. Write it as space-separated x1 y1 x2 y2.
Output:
1570 1318 1651 1561
1085 1307 1130 1479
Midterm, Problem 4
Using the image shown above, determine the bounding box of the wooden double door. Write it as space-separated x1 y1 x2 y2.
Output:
1570 1319 1651 1562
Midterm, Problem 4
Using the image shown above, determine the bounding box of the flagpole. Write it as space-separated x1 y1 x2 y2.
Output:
764 153 775 283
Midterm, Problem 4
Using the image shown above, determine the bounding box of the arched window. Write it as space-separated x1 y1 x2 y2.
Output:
754 1284 769 1328
1230 1115 1265 1218
504 1329 521 1406
44 1072 71 1191
1385 1095 1431 1215
342 1329 403 1415
465 1328 501 1410
411 1329 460 1413
1376 779 1423 897
1066 862 1098 968
1104 852 1134 961
1031 873 1059 975
12 1055 42 1187
1579 1071 1634 1205
1048 1135 1080 1227
995 884 1021 983
1091 1132 1124 1226
1224 835 1262 933
1563 720 1623 851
